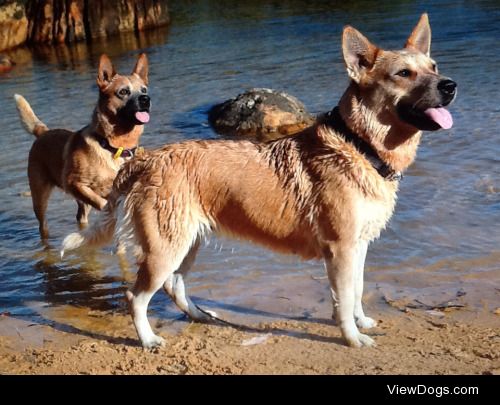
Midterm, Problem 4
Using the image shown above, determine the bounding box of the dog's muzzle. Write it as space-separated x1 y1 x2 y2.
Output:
132 95 151 124
138 95 151 110
438 79 457 105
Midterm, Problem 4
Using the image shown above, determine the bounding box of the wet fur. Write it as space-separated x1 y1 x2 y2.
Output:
62 14 456 348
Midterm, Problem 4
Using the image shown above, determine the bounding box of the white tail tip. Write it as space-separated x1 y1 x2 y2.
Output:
60 232 85 258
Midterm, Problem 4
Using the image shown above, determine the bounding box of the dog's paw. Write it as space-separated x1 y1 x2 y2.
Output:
345 332 376 348
358 333 376 347
141 335 165 349
356 316 378 329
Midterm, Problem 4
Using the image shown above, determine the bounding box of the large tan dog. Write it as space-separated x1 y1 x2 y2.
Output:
62 14 456 348
15 53 150 239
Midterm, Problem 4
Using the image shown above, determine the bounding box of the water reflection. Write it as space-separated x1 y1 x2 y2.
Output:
33 249 126 311
2 26 169 74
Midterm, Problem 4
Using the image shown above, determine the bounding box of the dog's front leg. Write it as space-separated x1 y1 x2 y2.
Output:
324 243 375 348
353 239 378 329
69 183 108 210
76 201 92 226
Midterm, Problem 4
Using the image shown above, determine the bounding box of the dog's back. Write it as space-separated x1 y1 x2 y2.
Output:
113 136 323 259
28 129 73 189
15 93 72 188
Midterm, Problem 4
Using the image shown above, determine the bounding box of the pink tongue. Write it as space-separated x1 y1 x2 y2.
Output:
424 107 453 129
135 111 150 124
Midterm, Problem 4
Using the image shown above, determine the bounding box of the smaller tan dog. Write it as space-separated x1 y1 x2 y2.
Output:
15 53 150 239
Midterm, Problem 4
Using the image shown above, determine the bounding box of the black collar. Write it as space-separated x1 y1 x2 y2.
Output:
324 107 402 181
97 137 137 159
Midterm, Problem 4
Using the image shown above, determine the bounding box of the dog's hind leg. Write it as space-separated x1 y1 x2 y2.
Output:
126 230 199 348
126 254 168 348
163 238 216 321
324 243 375 348
353 240 377 329
76 201 91 227
28 168 53 240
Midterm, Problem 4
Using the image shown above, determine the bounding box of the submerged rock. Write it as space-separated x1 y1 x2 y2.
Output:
208 88 315 141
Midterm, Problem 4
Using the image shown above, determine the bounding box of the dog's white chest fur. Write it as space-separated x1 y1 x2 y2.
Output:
357 193 397 241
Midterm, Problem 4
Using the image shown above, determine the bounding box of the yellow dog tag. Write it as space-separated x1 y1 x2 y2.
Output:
113 147 124 160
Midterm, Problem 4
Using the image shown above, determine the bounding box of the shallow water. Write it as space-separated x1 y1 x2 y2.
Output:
0 0 499 333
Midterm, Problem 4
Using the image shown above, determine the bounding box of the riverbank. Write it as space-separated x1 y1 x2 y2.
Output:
1 303 498 375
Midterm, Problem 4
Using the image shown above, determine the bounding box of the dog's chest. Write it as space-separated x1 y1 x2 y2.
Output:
357 191 397 241
97 149 124 172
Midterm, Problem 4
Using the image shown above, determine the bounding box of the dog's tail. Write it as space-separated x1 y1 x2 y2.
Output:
60 156 151 258
60 203 118 258
14 94 49 138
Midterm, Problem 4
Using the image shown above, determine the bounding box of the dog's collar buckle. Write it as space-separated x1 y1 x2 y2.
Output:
326 107 402 182
378 165 403 181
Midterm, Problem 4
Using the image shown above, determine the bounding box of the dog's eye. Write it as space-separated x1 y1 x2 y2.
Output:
118 88 131 97
141 87 148 94
396 69 411 78
431 63 438 72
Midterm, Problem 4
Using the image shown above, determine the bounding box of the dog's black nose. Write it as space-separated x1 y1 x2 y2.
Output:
438 79 457 97
138 95 150 109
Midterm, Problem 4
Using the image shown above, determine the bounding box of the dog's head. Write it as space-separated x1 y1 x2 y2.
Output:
96 53 151 128
342 14 456 132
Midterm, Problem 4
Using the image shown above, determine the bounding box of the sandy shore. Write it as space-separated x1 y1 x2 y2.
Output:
1 304 498 375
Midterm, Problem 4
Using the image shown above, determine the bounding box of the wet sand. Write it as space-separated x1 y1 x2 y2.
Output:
1 300 498 375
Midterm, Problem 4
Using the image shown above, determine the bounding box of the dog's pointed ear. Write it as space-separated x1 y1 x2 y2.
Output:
342 26 379 83
97 54 116 90
405 13 431 56
132 53 149 85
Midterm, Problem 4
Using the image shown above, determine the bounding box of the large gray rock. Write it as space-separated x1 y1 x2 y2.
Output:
208 88 315 141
